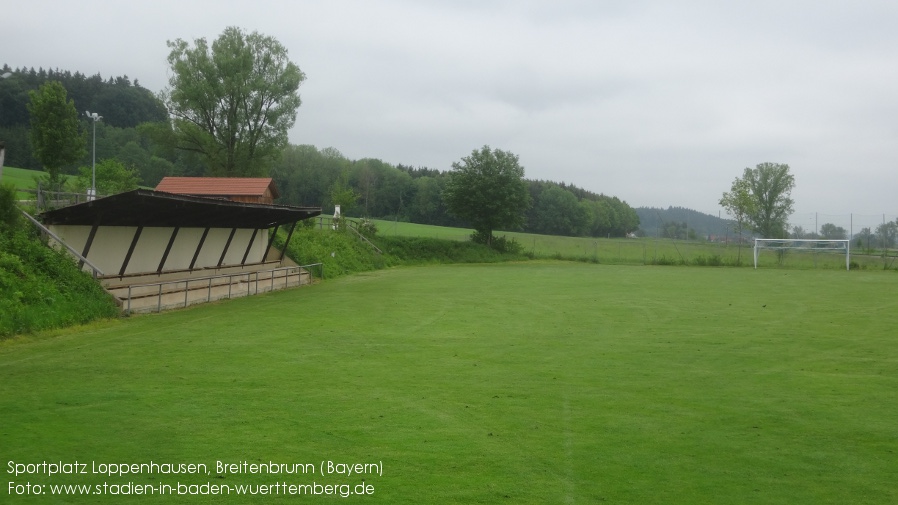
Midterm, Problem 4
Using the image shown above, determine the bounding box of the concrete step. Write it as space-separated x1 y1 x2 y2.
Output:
105 266 315 314
99 261 284 289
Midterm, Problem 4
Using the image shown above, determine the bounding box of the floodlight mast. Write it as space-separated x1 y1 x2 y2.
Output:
0 72 10 181
85 111 102 200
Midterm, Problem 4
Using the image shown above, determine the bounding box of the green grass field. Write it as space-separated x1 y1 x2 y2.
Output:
0 166 44 198
2 262 896 503
371 219 892 270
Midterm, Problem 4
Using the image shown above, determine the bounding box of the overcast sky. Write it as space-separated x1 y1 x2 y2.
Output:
4 0 897 227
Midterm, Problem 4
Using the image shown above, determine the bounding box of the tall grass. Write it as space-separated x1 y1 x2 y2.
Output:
272 223 394 279
0 229 119 337
0 183 119 338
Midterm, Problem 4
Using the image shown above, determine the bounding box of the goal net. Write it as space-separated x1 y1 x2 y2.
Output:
753 239 850 270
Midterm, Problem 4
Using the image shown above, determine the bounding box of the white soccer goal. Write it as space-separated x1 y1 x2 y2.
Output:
753 239 850 270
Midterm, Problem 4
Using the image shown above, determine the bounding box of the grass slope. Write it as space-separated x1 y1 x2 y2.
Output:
0 166 53 199
1 263 895 503
0 229 119 337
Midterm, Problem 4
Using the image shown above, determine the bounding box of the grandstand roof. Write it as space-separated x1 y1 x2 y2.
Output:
40 189 319 229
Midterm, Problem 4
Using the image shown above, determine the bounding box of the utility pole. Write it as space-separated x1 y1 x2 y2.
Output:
85 111 102 200
0 141 6 182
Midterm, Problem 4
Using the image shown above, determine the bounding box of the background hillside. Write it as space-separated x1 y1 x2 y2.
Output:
635 206 736 240
2 63 730 240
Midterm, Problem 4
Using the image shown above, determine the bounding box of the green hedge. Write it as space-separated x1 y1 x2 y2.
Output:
273 225 528 278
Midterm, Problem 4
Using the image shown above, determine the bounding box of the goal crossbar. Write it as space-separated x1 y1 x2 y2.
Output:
753 239 850 270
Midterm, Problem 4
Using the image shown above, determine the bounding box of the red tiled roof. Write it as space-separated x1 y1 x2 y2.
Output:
155 177 279 199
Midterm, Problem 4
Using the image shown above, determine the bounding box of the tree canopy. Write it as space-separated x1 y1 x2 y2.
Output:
1 64 166 130
719 175 756 261
27 81 86 186
442 145 531 245
818 223 847 240
1 64 169 175
161 27 305 177
70 159 140 196
530 184 587 236
734 162 795 239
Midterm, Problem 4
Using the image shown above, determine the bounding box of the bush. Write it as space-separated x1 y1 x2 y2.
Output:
470 231 524 254
0 183 20 233
272 225 528 277
692 254 724 267
357 218 378 238
650 255 686 266
490 235 523 254
272 226 392 279
378 236 525 264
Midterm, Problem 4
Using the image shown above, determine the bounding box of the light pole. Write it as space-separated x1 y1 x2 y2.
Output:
85 111 102 200
1 72 11 181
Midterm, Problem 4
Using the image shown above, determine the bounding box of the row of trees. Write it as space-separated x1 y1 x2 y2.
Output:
0 65 167 129
790 221 898 248
850 222 898 249
7 70 637 239
5 27 641 243
271 144 640 239
1 67 194 185
0 64 171 175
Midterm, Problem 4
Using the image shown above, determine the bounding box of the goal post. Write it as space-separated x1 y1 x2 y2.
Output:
753 239 850 270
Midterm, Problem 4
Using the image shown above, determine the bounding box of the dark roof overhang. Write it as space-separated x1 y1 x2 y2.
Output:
39 189 321 229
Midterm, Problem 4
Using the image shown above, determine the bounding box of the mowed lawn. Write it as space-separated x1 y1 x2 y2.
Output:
1 262 896 504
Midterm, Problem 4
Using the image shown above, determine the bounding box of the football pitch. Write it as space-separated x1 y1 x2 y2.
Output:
1 262 896 503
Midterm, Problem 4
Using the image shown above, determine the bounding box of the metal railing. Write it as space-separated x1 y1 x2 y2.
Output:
315 215 383 254
19 186 102 210
122 263 323 314
20 210 104 278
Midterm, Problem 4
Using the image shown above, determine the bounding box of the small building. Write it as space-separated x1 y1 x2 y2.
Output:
155 177 280 204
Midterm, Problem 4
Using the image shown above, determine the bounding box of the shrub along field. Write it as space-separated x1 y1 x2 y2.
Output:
1 262 895 504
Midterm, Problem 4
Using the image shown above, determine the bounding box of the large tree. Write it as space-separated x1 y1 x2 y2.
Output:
735 162 795 239
162 26 305 176
875 221 897 249
26 81 86 186
442 145 531 246
819 223 847 240
719 175 756 262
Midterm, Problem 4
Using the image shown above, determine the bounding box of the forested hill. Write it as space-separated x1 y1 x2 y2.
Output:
1 64 170 175
0 65 167 129
635 206 735 239
2 63 643 238
270 147 641 238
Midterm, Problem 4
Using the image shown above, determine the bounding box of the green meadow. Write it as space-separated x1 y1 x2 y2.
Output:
373 219 888 270
2 262 896 503
0 166 43 199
